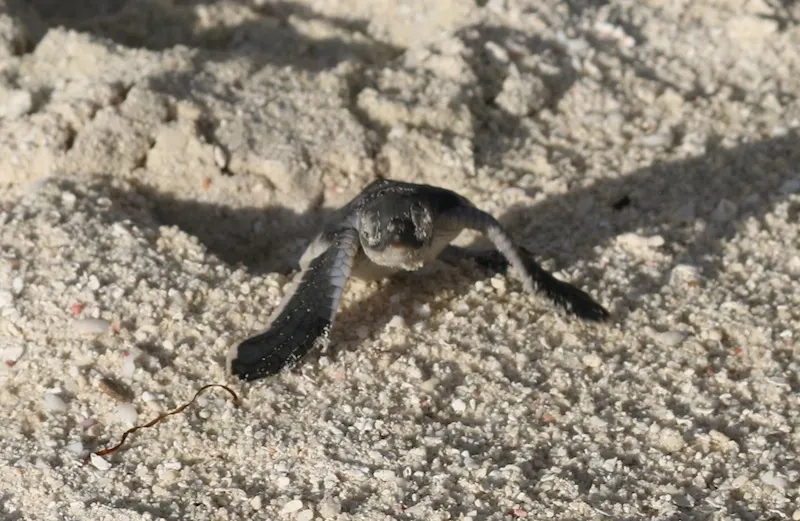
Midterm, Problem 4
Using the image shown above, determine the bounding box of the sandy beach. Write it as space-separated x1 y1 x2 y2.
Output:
1 0 799 519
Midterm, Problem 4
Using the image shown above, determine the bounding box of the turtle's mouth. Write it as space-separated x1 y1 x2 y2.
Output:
386 223 426 249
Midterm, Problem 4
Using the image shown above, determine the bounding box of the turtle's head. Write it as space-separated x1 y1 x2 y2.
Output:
358 195 434 270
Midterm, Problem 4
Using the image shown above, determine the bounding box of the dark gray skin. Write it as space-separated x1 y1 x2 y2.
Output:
229 179 609 381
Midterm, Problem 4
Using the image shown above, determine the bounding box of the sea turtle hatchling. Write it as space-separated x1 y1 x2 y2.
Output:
229 179 609 381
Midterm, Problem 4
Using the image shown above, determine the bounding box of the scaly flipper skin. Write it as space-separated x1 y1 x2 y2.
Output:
229 225 359 380
443 205 610 322
229 179 608 381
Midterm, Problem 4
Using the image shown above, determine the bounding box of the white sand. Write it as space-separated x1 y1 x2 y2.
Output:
1 1 799 520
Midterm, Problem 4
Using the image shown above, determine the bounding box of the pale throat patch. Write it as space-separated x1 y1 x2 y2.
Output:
362 243 430 270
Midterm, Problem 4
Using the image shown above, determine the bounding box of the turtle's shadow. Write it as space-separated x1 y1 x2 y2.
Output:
102 129 800 282
100 180 335 275
500 130 800 300
98 130 799 381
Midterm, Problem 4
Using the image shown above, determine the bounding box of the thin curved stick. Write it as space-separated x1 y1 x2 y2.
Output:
85 384 241 462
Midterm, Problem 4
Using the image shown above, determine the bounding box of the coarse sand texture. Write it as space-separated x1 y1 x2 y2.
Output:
1 1 799 520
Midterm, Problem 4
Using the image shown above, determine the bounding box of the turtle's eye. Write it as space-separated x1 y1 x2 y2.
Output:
409 203 433 244
358 207 392 249
359 216 383 248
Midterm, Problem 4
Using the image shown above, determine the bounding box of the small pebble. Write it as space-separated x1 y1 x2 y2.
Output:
11 277 23 295
494 72 549 116
1 345 24 365
249 496 262 510
792 508 800 521
90 453 112 471
657 428 686 453
318 498 341 519
760 470 788 490
453 301 470 316
616 233 665 251
296 510 313 521
730 475 749 489
116 403 138 426
78 417 98 430
69 302 84 317
709 429 735 452
0 290 13 308
160 470 178 484
163 461 182 471
121 353 137 378
213 145 228 169
651 330 689 347
73 318 110 335
386 315 406 329
489 276 506 292
711 199 737 222
354 417 374 432
276 476 291 489
65 441 84 455
581 353 602 368
87 276 101 291
672 493 694 508
0 89 34 119
61 191 77 207
374 469 396 482
640 131 672 148
43 392 67 413
451 398 467 413
344 467 368 480
484 41 510 63
281 499 303 515
670 264 701 286
419 378 439 393
705 328 723 342
413 302 431 319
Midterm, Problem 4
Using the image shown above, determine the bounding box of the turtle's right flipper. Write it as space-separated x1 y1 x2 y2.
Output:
228 227 360 381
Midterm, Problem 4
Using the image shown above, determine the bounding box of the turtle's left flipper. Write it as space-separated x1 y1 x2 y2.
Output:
443 207 610 322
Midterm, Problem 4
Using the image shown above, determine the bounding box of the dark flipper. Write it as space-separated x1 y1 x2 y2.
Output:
515 245 610 321
445 207 610 321
229 227 360 380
